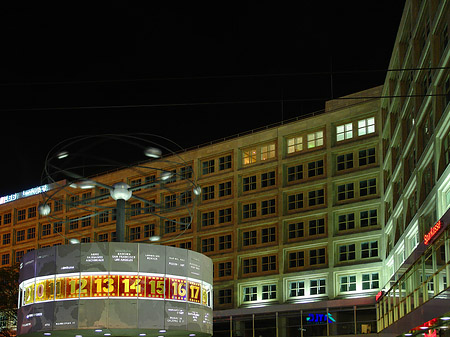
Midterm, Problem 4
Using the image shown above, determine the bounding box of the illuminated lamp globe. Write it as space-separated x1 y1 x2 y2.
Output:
38 204 51 216
69 238 80 244
193 186 201 196
110 182 132 201
57 151 69 159
149 235 161 242
160 171 173 181
77 180 96 189
144 147 162 158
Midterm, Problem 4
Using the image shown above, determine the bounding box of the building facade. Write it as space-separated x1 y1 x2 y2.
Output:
1 1 450 336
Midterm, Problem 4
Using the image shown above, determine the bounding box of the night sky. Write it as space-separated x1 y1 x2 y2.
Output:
0 3 405 196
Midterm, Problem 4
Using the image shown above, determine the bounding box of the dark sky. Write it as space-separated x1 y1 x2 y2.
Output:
0 3 405 196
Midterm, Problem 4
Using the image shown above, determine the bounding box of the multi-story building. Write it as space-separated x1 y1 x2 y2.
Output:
1 1 450 336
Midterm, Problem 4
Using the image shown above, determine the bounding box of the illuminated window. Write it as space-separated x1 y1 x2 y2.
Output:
307 131 324 149
261 144 276 161
339 244 356 262
340 275 357 292
243 148 257 165
287 136 303 154
310 279 326 295
289 281 305 297
336 122 353 141
362 273 379 290
361 241 378 258
358 117 375 136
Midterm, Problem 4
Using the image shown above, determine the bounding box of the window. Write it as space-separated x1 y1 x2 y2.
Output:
1 254 10 266
180 191 192 205
362 273 379 290
360 179 377 196
359 148 376 166
202 186 214 201
202 238 215 252
42 224 51 236
219 182 232 197
288 251 305 268
340 275 357 292
2 233 11 245
336 122 353 141
144 224 155 238
242 142 276 165
243 286 258 302
310 279 326 295
358 117 375 136
243 176 257 192
243 203 257 219
16 230 25 242
337 153 353 171
309 218 325 235
243 258 257 274
288 222 304 239
307 131 324 149
308 189 324 206
219 207 232 224
361 241 378 258
165 194 177 208
261 199 276 215
262 284 277 299
98 233 109 242
289 281 305 297
3 213 11 225
202 159 215 175
129 227 141 241
338 213 355 231
180 165 193 180
218 234 232 250
339 244 356 262
243 230 257 246
261 227 276 243
218 288 232 305
307 160 324 177
202 211 215 227
219 155 232 171
337 183 354 201
261 255 277 271
261 171 276 187
18 209 26 221
218 261 232 278
288 193 303 210
28 206 36 219
287 164 303 182
310 248 326 265
164 220 177 234
261 144 276 160
98 211 110 224
27 228 35 240
287 136 303 154
360 209 378 227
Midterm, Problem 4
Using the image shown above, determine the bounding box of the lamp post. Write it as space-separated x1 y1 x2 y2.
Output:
39 135 201 244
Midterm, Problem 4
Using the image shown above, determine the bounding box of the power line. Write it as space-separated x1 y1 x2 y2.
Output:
0 66 448 87
0 93 446 113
